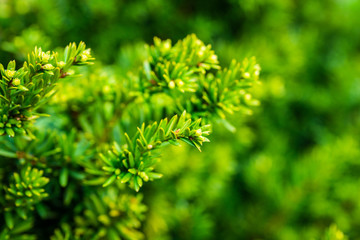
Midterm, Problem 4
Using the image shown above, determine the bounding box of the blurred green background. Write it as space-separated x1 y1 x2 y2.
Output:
1 0 360 239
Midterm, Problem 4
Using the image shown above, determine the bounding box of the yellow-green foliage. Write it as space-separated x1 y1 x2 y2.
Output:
0 34 260 239
1 0 360 239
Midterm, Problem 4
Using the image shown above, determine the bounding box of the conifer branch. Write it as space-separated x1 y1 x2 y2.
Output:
0 42 94 137
86 111 210 191
4 166 49 226
139 34 261 129
0 34 262 239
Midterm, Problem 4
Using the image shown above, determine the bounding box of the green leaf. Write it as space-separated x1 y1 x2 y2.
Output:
102 175 117 187
0 95 9 103
180 138 196 148
17 85 29 91
158 127 166 141
137 127 148 145
147 172 163 179
121 173 132 183
4 211 14 229
7 60 16 71
0 149 17 158
124 133 133 152
136 175 143 187
143 61 151 80
177 111 187 128
5 128 15 137
136 139 146 151
179 119 192 134
59 168 69 187
192 140 202 152
128 152 135 168
31 94 41 105
134 177 140 192
166 115 178 136
11 217 33 234
15 208 27 220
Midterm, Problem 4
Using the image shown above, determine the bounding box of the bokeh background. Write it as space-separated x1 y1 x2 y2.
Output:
1 0 360 239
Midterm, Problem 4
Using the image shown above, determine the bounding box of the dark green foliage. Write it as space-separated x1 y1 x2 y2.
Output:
5 166 49 212
0 0 358 239
73 188 147 240
0 34 260 239
94 112 211 191
142 34 220 94
0 42 94 137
